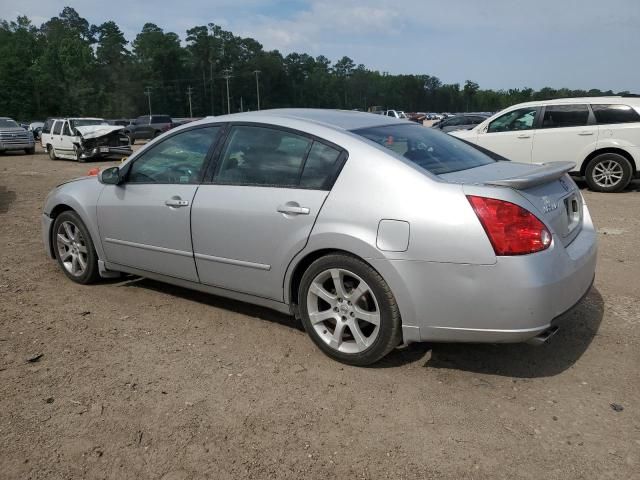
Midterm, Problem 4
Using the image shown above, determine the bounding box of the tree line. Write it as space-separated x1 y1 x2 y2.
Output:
0 7 632 121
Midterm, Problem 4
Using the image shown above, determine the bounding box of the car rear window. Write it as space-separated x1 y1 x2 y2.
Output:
353 124 496 175
0 119 19 128
152 116 171 123
592 104 640 124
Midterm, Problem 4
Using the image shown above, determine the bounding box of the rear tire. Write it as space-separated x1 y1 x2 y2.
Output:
47 145 57 160
298 253 402 366
585 153 632 193
52 211 100 284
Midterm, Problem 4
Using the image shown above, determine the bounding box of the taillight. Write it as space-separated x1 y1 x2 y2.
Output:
467 195 551 255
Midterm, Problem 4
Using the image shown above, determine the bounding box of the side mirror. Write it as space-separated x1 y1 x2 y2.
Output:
99 166 122 185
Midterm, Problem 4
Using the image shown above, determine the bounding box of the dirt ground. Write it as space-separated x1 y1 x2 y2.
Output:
1 146 639 480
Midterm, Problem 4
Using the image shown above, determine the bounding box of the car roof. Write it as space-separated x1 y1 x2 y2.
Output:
204 108 408 131
510 96 640 109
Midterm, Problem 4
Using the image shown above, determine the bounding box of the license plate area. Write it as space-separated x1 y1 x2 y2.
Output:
563 193 581 235
100 147 109 153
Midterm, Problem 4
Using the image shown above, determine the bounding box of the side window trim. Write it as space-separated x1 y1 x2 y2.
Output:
206 122 348 191
120 124 224 185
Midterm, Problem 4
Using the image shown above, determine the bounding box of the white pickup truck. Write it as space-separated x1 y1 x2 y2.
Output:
41 118 132 162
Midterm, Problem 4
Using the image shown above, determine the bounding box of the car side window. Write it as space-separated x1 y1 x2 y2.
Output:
487 107 537 133
62 122 72 136
134 116 147 125
541 104 589 129
215 126 312 187
592 104 640 124
127 126 220 184
52 121 62 135
299 142 342 189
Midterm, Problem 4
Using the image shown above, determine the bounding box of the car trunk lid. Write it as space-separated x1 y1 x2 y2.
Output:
440 161 583 247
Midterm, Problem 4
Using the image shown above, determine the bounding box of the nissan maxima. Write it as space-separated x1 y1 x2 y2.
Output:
42 109 597 365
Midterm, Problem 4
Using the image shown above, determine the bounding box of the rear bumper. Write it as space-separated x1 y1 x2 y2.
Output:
372 204 598 344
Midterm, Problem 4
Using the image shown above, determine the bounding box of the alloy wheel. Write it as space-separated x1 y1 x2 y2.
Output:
56 221 88 277
306 268 380 354
592 159 624 188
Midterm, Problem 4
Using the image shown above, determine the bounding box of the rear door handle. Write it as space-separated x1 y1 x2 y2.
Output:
277 205 310 215
578 131 594 136
516 133 531 139
165 198 189 207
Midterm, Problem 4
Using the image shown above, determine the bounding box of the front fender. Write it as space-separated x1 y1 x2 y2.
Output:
43 178 106 261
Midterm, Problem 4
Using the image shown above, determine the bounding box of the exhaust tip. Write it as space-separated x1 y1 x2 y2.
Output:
526 326 559 346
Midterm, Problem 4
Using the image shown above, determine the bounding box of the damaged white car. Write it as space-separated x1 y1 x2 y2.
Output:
42 118 132 162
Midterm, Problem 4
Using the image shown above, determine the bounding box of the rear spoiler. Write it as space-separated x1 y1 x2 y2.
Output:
484 161 576 189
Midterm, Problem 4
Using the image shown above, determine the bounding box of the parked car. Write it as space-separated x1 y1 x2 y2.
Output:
432 114 489 133
406 112 427 124
42 117 132 162
123 115 174 144
451 97 640 192
42 109 597 365
0 117 35 154
106 119 133 127
28 121 45 140
384 110 408 119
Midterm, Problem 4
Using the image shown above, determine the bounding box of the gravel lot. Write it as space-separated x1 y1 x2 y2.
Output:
1 147 639 479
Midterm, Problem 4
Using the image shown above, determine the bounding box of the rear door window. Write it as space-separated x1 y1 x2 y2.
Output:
592 104 640 124
52 121 62 135
541 104 589 128
62 122 72 136
215 126 312 187
299 142 342 189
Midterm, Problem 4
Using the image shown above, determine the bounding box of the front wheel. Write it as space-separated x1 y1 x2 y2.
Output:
52 211 100 284
585 153 632 192
298 254 402 366
47 145 57 160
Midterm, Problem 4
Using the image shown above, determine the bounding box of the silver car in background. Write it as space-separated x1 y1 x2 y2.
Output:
42 109 597 365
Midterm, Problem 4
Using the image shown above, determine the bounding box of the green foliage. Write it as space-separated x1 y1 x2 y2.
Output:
0 7 629 120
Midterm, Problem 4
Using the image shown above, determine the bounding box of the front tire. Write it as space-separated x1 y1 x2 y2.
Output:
52 211 100 284
585 153 632 192
298 254 402 366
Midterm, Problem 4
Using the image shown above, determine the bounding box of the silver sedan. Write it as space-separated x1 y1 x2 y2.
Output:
42 109 597 365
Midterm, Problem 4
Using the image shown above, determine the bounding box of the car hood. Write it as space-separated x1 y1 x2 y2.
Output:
0 127 28 133
75 125 124 139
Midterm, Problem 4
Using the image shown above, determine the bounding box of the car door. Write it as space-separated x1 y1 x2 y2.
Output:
531 104 597 166
97 125 222 281
48 120 62 150
475 106 539 163
191 124 345 301
57 121 77 157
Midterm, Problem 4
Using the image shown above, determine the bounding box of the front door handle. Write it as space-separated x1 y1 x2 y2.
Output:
165 198 189 207
277 204 310 215
516 133 531 139
578 131 594 136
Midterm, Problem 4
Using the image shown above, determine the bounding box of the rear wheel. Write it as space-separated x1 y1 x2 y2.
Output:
585 153 632 192
298 254 402 366
47 145 57 160
52 211 100 284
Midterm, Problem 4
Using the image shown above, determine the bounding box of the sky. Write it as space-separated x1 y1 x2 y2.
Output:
1 0 639 92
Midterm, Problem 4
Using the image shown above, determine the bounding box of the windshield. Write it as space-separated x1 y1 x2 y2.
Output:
0 119 20 128
353 123 496 175
70 119 107 128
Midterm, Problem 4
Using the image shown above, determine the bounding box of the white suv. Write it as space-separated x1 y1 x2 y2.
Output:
451 97 640 192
